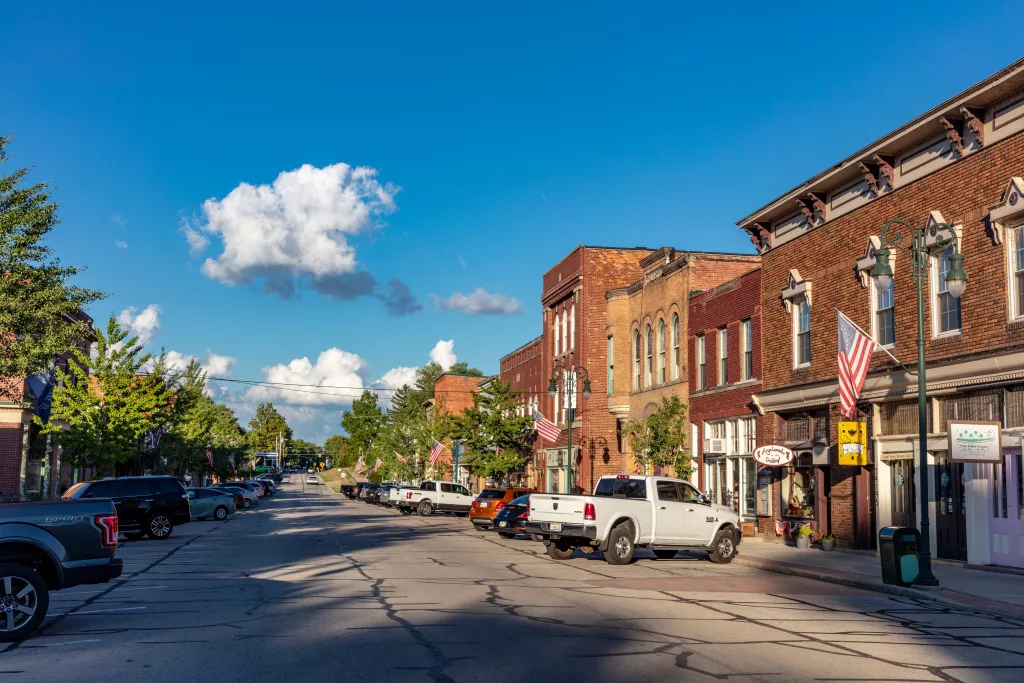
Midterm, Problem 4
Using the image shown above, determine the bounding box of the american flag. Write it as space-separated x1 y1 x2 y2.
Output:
356 457 365 471
374 457 383 472
429 439 446 465
838 312 874 418
205 449 213 466
533 410 559 443
395 452 408 463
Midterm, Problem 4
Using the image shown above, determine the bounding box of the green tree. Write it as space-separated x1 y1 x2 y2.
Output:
341 390 386 464
0 135 105 383
290 438 322 466
449 380 535 481
625 395 692 477
323 434 351 467
248 402 292 458
152 357 213 476
42 315 172 470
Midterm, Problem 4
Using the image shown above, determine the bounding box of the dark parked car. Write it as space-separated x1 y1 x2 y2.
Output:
490 494 531 539
62 476 191 541
249 480 272 496
340 484 355 498
212 487 246 510
0 498 123 641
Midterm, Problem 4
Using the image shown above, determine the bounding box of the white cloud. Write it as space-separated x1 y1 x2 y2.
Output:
118 304 161 346
244 347 368 407
186 163 398 298
115 240 129 249
429 340 457 370
432 288 521 316
181 221 210 257
202 352 236 377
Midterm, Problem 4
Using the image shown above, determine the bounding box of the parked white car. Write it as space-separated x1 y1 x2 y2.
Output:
526 475 741 565
306 475 319 485
395 481 474 516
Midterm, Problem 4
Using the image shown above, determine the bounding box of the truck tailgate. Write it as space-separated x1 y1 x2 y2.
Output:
528 494 586 525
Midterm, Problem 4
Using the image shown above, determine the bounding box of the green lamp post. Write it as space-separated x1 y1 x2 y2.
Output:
547 354 592 494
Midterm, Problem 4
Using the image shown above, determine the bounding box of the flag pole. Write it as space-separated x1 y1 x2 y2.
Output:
836 309 917 375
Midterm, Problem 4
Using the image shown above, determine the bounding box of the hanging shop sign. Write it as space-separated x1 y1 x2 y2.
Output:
948 421 1002 463
753 445 795 467
837 421 868 466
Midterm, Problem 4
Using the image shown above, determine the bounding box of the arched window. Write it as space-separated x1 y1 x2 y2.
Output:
645 324 653 388
570 303 576 350
553 312 560 355
633 331 641 390
671 313 680 380
657 319 666 384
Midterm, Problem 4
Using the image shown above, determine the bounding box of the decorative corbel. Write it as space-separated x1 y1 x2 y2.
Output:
795 198 814 225
960 107 985 147
859 161 879 196
939 116 965 156
744 223 771 253
750 394 765 417
874 155 895 190
807 192 827 224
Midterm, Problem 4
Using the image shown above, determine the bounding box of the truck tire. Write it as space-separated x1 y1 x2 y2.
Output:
417 500 434 516
147 514 174 540
498 532 517 539
605 523 636 565
546 542 575 560
708 529 737 564
399 508 413 515
653 549 678 560
0 562 49 643
473 524 489 533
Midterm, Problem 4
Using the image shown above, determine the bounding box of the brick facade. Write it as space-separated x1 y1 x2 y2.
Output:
432 373 486 483
498 336 544 488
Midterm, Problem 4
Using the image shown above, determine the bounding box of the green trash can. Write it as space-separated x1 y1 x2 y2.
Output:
879 526 921 587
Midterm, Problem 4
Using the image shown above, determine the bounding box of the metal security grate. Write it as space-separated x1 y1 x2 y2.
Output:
941 389 1001 427
880 399 933 436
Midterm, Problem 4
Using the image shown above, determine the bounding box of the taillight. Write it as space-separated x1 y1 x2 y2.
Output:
407 492 413 500
583 503 596 521
495 502 505 511
517 511 528 519
96 514 118 547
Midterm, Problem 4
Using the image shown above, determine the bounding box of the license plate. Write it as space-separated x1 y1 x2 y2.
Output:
548 523 562 532
498 521 507 527
481 502 488 507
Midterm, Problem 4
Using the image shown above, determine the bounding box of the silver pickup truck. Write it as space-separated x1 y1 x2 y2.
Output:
0 499 123 642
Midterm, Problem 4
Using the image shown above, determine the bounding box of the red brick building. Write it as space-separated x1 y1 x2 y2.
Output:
687 267 763 535
498 335 544 488
430 372 486 487
737 59 1024 565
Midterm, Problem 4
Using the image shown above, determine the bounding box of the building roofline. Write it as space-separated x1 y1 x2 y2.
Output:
736 57 1024 228
499 335 543 362
688 266 762 303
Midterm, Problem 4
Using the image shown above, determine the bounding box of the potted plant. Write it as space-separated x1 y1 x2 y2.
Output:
796 525 814 549
820 533 836 552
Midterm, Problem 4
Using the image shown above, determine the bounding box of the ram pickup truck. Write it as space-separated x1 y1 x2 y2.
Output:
0 499 123 642
395 480 474 517
525 474 741 565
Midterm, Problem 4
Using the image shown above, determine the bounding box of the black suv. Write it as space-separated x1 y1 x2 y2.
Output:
62 476 191 540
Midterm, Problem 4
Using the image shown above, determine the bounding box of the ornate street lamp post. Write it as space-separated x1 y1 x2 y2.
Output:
547 354 592 494
870 218 967 587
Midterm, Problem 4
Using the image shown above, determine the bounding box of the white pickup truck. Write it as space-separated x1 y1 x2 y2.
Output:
525 474 741 565
395 480 475 517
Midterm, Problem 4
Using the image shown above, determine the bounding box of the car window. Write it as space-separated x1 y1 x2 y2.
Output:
150 478 185 495
85 480 123 498
593 478 615 497
656 481 679 502
625 479 647 499
440 483 454 493
509 494 530 506
187 490 198 499
420 482 434 491
680 483 702 503
477 489 505 499
61 482 89 499
121 480 152 497
455 486 471 496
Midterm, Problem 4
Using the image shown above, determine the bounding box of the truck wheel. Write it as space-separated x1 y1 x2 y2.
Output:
605 523 636 565
0 562 49 643
214 506 229 521
530 534 544 543
653 549 678 560
147 514 174 540
399 508 413 515
498 532 517 539
708 529 737 564
546 542 575 560
473 524 489 533
417 501 434 516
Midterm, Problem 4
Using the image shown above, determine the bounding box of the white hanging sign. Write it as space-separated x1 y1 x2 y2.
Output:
753 445 795 467
948 421 1002 463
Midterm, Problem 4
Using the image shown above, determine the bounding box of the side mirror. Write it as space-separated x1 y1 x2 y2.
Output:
697 494 710 506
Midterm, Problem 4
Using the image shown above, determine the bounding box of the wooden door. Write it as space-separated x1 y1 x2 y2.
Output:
890 459 916 529
935 455 967 562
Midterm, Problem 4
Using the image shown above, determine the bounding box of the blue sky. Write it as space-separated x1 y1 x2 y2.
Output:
4 1 1022 440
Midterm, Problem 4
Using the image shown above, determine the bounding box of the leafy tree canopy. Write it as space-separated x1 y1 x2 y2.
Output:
625 395 692 477
248 402 292 457
448 380 534 481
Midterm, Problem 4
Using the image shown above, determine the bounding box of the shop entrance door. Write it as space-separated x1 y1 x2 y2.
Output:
890 459 916 529
991 451 1024 569
935 455 967 562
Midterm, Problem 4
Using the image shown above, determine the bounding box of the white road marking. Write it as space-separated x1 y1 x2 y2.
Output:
34 639 102 647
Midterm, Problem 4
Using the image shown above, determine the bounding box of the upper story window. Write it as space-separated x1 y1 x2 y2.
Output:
717 327 728 385
553 312 560 355
794 298 811 367
633 331 641 390
657 319 666 384
696 334 706 390
607 335 614 394
570 303 576 350
873 276 895 347
645 324 653 388
671 313 680 381
1010 224 1024 321
932 248 962 336
561 309 568 353
740 319 752 380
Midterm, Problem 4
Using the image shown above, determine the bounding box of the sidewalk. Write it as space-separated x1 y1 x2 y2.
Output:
735 540 1024 619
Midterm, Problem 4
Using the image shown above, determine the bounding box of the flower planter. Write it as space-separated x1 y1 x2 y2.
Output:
821 539 834 552
796 535 810 549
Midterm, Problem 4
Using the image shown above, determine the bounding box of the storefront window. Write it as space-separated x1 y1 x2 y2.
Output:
757 470 772 516
782 455 815 519
742 457 757 516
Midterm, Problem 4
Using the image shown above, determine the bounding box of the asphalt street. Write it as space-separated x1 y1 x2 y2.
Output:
5 476 1024 682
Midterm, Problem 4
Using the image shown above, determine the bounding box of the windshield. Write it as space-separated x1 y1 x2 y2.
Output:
509 494 530 506
61 482 88 499
477 489 505 499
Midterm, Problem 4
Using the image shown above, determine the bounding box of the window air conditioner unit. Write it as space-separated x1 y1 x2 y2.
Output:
706 438 728 454
549 452 562 467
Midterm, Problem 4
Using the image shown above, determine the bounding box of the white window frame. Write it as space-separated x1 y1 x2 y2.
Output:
553 312 560 356
696 334 706 391
717 327 728 386
657 319 666 384
561 309 568 354
742 416 757 454
930 247 962 338
870 275 896 349
793 297 811 368
1009 222 1024 322
607 335 614 394
671 313 680 381
633 330 641 390
644 324 653 388
570 303 575 350
740 319 752 380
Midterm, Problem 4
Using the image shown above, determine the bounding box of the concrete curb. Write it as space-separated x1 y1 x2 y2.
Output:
733 554 1024 621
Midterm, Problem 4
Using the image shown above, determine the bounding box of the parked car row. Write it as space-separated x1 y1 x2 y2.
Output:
342 474 743 566
0 471 284 643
